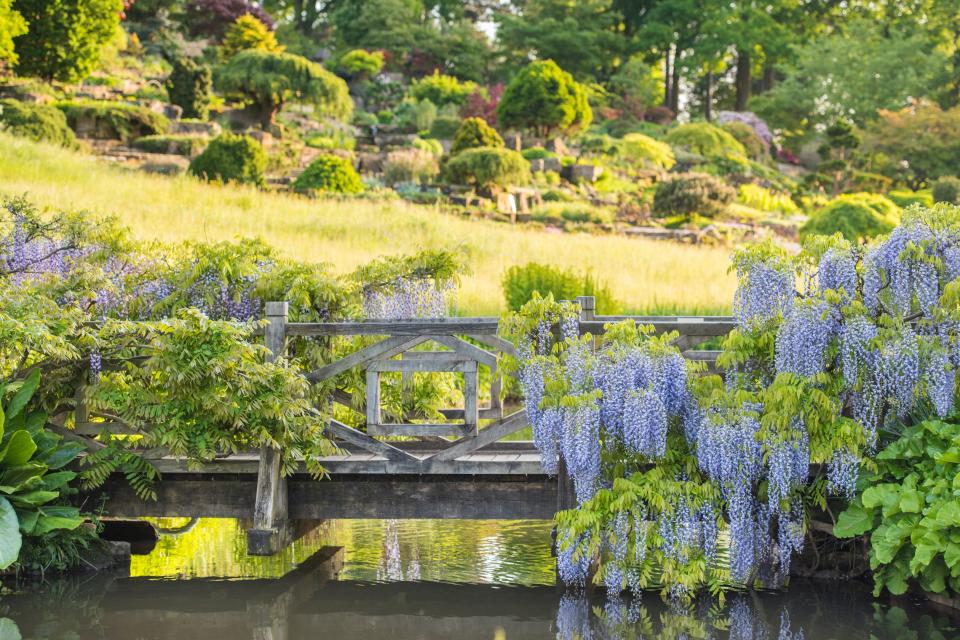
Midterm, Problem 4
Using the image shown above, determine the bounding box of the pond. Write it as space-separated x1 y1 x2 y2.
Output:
1 518 957 639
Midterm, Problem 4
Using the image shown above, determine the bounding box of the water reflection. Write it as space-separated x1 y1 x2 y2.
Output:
131 518 556 585
0 572 956 640
0 517 957 639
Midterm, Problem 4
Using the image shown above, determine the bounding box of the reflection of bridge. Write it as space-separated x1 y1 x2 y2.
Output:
75 296 735 555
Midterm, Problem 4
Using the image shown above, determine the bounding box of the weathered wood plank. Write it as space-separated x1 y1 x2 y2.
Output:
286 318 501 336
427 335 499 368
305 335 426 383
365 369 380 426
463 369 478 427
467 333 518 357
326 419 418 463
426 410 529 462
368 354 478 373
366 423 476 438
579 318 736 337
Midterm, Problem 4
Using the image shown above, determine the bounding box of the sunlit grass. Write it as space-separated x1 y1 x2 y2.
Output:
0 133 737 315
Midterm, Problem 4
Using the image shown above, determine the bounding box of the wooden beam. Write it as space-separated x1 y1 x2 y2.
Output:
326 419 418 463
368 356 478 373
426 410 529 462
467 334 518 357
367 423 475 438
248 302 290 556
427 335 499 368
286 318 500 337
305 335 427 383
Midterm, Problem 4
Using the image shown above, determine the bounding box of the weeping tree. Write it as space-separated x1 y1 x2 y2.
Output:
216 50 352 129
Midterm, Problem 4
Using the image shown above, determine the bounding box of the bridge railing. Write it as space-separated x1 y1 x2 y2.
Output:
71 296 735 554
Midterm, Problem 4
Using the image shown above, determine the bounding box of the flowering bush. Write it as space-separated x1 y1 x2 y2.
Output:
505 204 960 600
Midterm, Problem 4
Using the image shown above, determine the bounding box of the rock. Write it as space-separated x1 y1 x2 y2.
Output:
528 158 545 172
78 540 132 574
562 163 603 183
75 85 113 101
375 132 418 147
170 120 222 136
542 157 562 173
357 152 385 173
545 138 568 155
503 134 522 151
247 130 274 149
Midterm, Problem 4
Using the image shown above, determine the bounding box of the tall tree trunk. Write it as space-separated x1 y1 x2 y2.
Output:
735 48 751 111
761 62 776 93
663 48 672 108
670 54 681 114
294 0 306 33
704 69 713 121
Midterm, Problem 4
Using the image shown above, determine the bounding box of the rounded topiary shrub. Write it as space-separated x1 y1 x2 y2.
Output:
450 117 503 156
442 146 530 192
293 155 364 195
188 133 267 187
721 121 766 159
665 122 746 159
932 176 960 205
652 172 735 219
800 193 900 241
0 99 78 148
620 133 675 170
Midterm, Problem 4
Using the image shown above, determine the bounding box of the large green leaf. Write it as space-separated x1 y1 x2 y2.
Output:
8 490 58 507
16 509 38 535
34 508 83 535
0 496 22 570
871 520 915 564
0 431 37 466
6 369 40 419
834 501 875 538
40 470 76 491
0 618 21 640
42 441 85 470
0 462 47 491
945 541 960 569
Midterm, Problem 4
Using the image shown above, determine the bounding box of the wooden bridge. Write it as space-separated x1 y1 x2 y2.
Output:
76 296 735 555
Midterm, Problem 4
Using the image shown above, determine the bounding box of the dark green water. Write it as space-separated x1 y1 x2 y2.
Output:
1 518 957 639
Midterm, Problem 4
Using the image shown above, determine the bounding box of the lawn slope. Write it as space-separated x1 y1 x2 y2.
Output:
0 134 736 315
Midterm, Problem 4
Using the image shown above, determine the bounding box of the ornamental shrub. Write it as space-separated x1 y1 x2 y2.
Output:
383 148 439 186
619 133 675 170
56 100 169 140
0 99 78 148
335 49 384 79
220 13 282 59
133 134 208 156
182 0 274 39
396 98 437 133
442 146 530 191
497 60 591 135
652 172 735 219
188 132 266 187
721 121 766 159
165 57 212 120
410 71 479 107
215 50 352 128
428 115 461 139
800 193 900 241
293 155 364 195
12 0 122 82
450 117 503 156
665 122 747 159
502 262 621 313
522 146 555 161
411 137 443 157
887 189 933 209
0 0 26 66
932 176 960 205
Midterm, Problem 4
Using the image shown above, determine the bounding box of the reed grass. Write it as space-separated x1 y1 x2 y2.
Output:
0 133 736 315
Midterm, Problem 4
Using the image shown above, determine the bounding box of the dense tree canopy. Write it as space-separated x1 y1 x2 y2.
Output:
0 0 25 66
215 50 352 128
12 0 123 82
497 59 591 135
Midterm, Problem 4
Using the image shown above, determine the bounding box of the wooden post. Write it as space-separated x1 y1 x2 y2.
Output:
248 302 291 556
576 295 596 321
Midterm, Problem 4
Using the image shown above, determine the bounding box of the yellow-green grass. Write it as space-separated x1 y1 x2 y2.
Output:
0 133 736 315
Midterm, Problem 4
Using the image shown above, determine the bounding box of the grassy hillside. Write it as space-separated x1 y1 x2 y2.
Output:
0 134 736 315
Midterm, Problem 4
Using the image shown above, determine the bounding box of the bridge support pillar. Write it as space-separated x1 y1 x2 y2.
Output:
248 302 292 556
